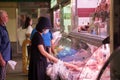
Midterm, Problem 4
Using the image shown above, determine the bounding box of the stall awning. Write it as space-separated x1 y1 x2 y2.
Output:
77 8 95 17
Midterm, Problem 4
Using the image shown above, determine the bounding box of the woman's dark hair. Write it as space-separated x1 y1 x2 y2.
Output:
36 16 52 33
24 16 31 29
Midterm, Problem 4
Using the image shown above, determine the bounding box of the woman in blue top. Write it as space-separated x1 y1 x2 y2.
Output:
42 29 54 54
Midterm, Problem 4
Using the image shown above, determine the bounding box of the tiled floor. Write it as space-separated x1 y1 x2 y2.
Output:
6 54 28 80
6 72 28 80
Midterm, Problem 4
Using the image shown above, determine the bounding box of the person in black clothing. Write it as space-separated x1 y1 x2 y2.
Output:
28 16 78 80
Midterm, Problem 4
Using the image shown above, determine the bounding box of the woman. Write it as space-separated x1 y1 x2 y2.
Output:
28 17 78 80
24 16 33 39
17 16 33 46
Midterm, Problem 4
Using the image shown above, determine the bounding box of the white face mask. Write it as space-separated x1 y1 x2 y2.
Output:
43 29 49 34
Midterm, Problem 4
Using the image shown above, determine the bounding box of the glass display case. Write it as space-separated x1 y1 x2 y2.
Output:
48 30 110 80
55 35 92 62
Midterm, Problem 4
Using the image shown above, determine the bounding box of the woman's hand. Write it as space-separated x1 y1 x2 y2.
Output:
0 53 6 67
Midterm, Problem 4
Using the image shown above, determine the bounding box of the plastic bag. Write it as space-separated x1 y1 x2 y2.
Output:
47 60 72 80
8 60 17 70
46 60 61 80
58 61 67 80
46 64 53 76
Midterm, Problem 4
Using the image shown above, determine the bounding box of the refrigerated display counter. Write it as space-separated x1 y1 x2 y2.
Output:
47 30 110 80
69 27 108 47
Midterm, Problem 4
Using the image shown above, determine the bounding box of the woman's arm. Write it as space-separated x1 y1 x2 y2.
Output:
38 45 58 63
51 39 56 54
38 45 79 70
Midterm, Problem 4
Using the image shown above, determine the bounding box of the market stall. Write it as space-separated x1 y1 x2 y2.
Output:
50 0 76 33
50 0 61 30
46 0 110 79
47 29 110 80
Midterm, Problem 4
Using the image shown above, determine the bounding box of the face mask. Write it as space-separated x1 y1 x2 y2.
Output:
43 29 49 34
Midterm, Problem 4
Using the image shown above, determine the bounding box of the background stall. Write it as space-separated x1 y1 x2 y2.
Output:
48 0 110 79
50 0 61 31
